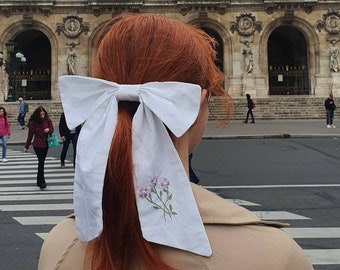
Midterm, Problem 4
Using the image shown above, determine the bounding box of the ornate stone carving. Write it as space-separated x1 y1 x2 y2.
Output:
301 3 315 14
92 7 102 17
56 15 90 39
178 3 228 16
179 5 191 16
316 9 340 35
1 7 12 17
316 9 340 44
22 12 33 27
264 3 277 15
284 9 294 24
198 11 208 25
265 3 315 15
230 12 262 37
217 4 227 15
40 7 52 17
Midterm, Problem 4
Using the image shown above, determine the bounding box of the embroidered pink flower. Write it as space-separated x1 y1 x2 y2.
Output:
138 186 149 198
150 176 158 188
161 177 169 188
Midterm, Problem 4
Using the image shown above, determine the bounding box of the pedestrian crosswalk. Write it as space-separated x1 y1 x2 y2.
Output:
0 149 339 268
0 149 74 247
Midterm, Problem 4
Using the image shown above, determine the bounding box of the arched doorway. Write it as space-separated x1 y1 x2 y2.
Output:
12 30 51 100
268 26 310 95
202 27 224 72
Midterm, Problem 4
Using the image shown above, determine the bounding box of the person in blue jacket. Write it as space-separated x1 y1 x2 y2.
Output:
17 96 27 129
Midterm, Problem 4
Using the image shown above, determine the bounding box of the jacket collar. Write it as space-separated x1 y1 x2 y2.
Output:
191 184 288 228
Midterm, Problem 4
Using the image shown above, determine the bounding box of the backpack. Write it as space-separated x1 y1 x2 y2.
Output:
251 100 256 109
24 102 29 113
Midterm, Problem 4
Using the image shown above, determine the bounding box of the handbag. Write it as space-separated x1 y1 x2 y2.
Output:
48 133 59 148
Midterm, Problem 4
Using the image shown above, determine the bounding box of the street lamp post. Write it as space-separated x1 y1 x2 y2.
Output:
0 40 26 102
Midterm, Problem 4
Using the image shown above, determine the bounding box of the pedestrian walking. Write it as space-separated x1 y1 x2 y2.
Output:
18 96 28 129
59 112 81 168
243 93 255 123
39 14 312 270
0 106 10 162
324 93 337 128
24 106 54 189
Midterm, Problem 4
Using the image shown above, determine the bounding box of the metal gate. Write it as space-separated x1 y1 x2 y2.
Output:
268 65 309 95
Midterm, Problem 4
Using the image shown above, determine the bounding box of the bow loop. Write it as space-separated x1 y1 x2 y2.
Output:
58 76 120 129
140 82 201 137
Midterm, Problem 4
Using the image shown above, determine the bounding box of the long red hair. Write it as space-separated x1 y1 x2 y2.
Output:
86 14 232 269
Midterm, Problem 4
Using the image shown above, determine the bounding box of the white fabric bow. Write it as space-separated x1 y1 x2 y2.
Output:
58 75 212 257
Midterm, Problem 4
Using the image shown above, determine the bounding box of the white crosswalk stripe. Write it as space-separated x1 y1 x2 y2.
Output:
283 227 340 238
0 149 339 268
0 179 74 185
1 203 74 211
304 249 340 265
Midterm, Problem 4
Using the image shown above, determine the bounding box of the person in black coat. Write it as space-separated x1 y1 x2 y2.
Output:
324 94 337 128
59 112 81 168
243 93 255 123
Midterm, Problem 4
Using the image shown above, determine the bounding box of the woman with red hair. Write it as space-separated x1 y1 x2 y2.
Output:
39 14 313 270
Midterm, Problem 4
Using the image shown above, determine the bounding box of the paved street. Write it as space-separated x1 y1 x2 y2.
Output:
0 140 339 269
0 119 340 269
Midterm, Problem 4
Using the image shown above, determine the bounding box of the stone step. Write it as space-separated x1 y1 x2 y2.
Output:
209 96 333 120
0 96 336 125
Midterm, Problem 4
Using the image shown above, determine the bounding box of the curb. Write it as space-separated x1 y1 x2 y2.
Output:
202 134 340 140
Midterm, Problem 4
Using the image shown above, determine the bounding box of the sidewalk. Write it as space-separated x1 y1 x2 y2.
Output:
204 119 340 139
7 119 340 145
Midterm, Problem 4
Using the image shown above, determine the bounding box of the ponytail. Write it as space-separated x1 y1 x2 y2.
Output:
86 102 174 270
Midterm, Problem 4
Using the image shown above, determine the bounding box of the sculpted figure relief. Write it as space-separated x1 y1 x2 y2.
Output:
67 50 76 75
330 41 339 72
243 42 254 74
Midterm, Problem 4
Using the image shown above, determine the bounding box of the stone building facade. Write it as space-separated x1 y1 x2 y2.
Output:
0 0 339 121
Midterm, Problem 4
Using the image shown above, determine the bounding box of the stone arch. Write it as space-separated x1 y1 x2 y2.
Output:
88 17 124 76
188 18 232 77
0 21 57 100
88 22 105 76
259 17 319 95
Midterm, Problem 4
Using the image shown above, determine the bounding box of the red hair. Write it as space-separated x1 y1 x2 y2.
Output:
86 14 233 269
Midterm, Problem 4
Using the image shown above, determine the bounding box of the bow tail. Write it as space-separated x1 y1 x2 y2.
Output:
132 105 212 256
74 98 118 241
